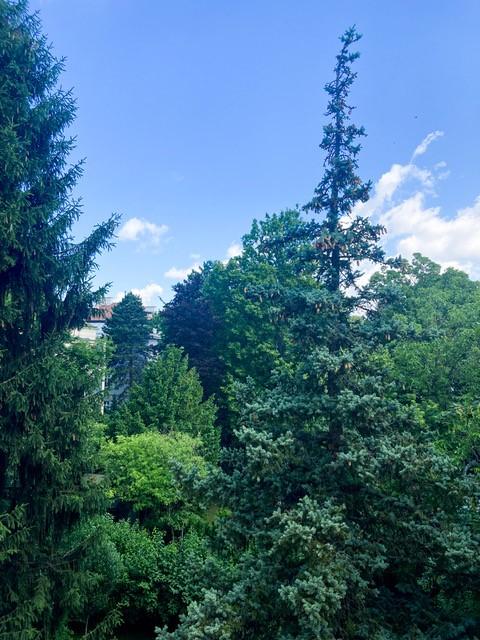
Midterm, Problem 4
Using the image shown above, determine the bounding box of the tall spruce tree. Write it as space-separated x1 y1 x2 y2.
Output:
0 1 118 636
303 27 384 293
103 291 151 399
157 28 480 640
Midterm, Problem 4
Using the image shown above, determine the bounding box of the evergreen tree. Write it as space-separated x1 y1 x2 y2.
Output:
108 346 219 462
103 291 151 399
157 28 480 640
162 211 320 444
161 265 225 399
303 27 384 294
0 1 117 635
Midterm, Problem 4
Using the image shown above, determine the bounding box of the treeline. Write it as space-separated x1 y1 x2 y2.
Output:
0 3 478 639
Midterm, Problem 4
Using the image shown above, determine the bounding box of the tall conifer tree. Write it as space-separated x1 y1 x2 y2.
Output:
103 292 151 398
304 27 384 293
0 1 118 635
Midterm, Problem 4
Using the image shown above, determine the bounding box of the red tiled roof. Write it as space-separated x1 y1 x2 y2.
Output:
88 303 117 322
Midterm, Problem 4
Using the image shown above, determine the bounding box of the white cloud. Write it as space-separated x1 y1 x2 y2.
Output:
354 163 434 219
226 242 242 259
383 195 480 277
412 130 444 159
118 217 168 247
114 283 164 307
165 243 242 282
164 262 201 281
361 132 480 279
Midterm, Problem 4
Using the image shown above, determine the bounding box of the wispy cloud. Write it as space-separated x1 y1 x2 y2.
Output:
412 130 444 159
118 217 168 248
355 163 434 219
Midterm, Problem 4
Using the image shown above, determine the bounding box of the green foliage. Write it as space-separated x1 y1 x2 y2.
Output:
102 431 207 530
0 505 27 564
0 1 117 360
204 210 316 388
0 338 114 638
161 266 225 399
162 210 320 442
0 1 117 635
437 402 480 473
157 29 480 640
104 292 151 398
108 346 219 461
1 6 479 638
160 211 321 441
373 255 480 405
68 515 224 633
371 254 480 473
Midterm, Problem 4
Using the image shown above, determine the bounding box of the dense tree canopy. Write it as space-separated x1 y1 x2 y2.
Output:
108 346 219 461
204 210 317 389
373 255 480 406
371 254 480 474
157 27 480 640
102 431 207 530
1 6 479 639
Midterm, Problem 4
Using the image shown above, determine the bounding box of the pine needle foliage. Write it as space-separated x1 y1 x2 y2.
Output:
0 1 118 636
103 292 151 399
304 26 384 295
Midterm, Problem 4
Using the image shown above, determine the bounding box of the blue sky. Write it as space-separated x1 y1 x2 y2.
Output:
31 0 480 305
